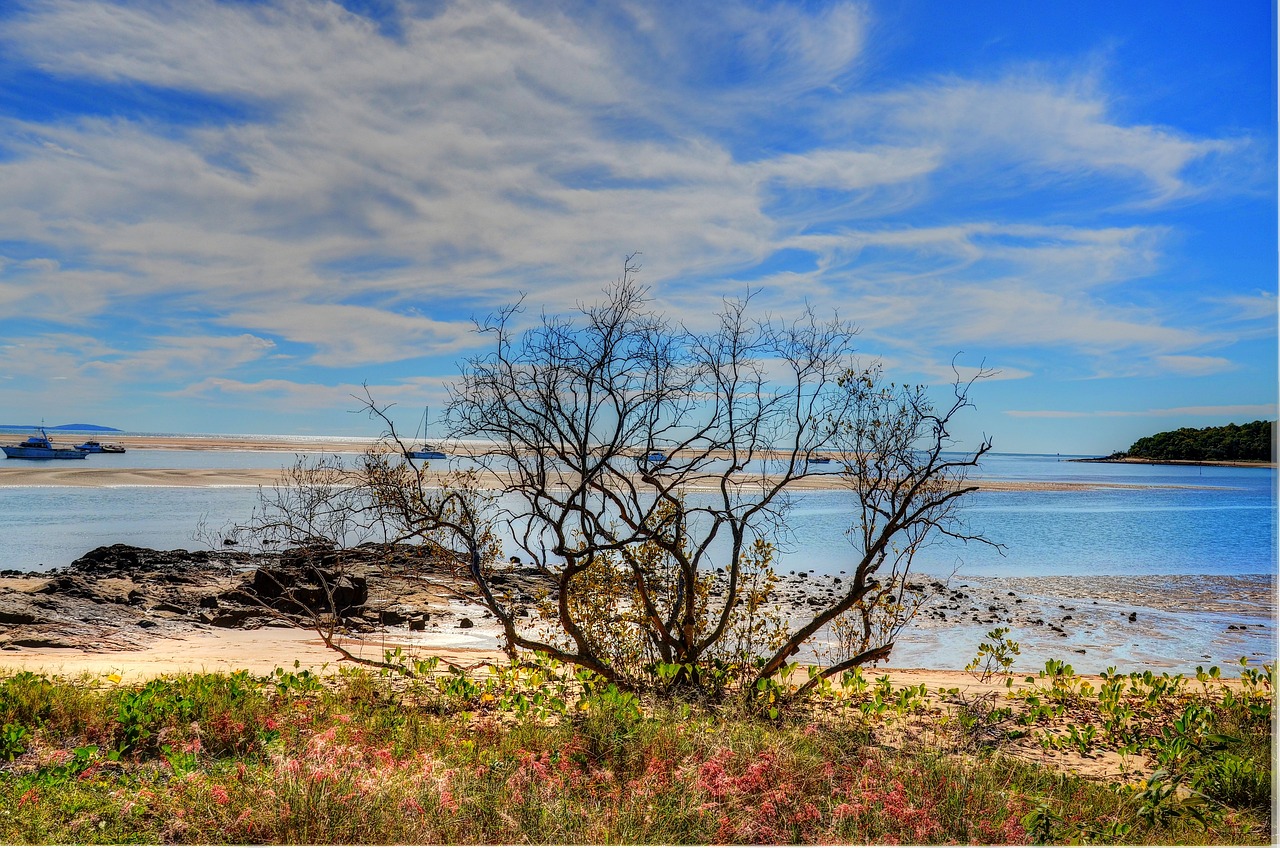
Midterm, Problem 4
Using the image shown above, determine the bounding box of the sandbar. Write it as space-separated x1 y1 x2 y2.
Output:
0 464 1217 492
0 433 1245 490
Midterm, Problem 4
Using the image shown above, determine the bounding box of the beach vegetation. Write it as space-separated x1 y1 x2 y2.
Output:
0 654 1270 844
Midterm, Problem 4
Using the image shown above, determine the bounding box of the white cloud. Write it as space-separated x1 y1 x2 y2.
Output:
171 374 452 417
1153 355 1236 377
0 0 1266 429
870 73 1246 201
216 304 473 366
1006 404 1277 419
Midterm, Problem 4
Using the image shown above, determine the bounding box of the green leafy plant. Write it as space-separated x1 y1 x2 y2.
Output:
0 722 31 761
965 627 1021 685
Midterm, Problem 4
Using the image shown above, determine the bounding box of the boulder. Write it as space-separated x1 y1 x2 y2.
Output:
248 564 368 617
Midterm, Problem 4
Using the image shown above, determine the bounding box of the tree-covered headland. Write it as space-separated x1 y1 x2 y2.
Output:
1123 420 1274 463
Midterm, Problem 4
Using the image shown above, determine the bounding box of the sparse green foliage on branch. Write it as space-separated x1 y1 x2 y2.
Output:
426 259 992 695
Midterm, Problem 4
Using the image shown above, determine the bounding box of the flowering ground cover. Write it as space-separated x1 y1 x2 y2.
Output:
0 654 1271 844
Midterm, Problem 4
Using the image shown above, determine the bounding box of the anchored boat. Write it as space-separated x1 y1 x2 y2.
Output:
405 408 447 460
2 429 89 460
75 440 126 454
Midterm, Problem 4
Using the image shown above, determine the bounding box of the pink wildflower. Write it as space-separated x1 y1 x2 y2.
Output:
831 802 859 820
210 785 230 805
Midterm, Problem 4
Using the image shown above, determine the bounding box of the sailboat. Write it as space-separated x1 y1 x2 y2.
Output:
405 408 447 460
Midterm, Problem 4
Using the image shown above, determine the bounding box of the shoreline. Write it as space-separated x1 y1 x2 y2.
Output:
0 628 1069 704
0 547 1270 680
0 464 1234 493
2 432 1266 487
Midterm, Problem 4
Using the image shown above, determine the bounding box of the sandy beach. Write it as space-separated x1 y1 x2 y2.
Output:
0 629 1009 697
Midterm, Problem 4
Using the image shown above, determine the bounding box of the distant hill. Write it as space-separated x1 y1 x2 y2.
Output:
1126 420 1273 463
0 423 123 432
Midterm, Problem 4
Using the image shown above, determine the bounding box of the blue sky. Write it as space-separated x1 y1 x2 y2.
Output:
0 0 1274 454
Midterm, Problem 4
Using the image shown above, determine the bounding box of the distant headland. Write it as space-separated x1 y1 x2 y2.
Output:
1074 420 1275 468
0 423 122 432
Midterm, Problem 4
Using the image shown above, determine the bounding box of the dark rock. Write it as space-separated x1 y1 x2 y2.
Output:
377 609 408 626
198 596 220 609
37 575 89 597
159 573 197 585
137 619 157 629
458 617 474 629
0 611 39 625
7 637 73 649
249 564 368 616
210 609 268 628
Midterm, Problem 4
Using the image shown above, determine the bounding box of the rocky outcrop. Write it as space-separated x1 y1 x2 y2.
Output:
0 543 553 654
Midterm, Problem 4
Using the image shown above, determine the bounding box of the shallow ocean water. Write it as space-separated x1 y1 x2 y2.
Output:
0 448 1273 671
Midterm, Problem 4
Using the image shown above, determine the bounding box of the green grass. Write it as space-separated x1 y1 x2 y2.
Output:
0 656 1271 844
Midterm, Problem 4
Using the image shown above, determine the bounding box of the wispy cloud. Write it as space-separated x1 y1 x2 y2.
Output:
1007 404 1277 420
0 0 1270 439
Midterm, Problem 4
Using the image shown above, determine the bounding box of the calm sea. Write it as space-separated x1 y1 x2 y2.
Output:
1 446 1273 670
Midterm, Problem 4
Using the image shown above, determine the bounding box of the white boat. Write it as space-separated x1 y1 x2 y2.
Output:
2 429 89 460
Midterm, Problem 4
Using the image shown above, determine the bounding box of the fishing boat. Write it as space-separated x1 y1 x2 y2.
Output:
805 456 832 465
2 429 89 460
75 440 126 454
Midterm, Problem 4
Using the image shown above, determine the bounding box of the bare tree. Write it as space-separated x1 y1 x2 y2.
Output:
422 258 992 693
226 258 992 695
